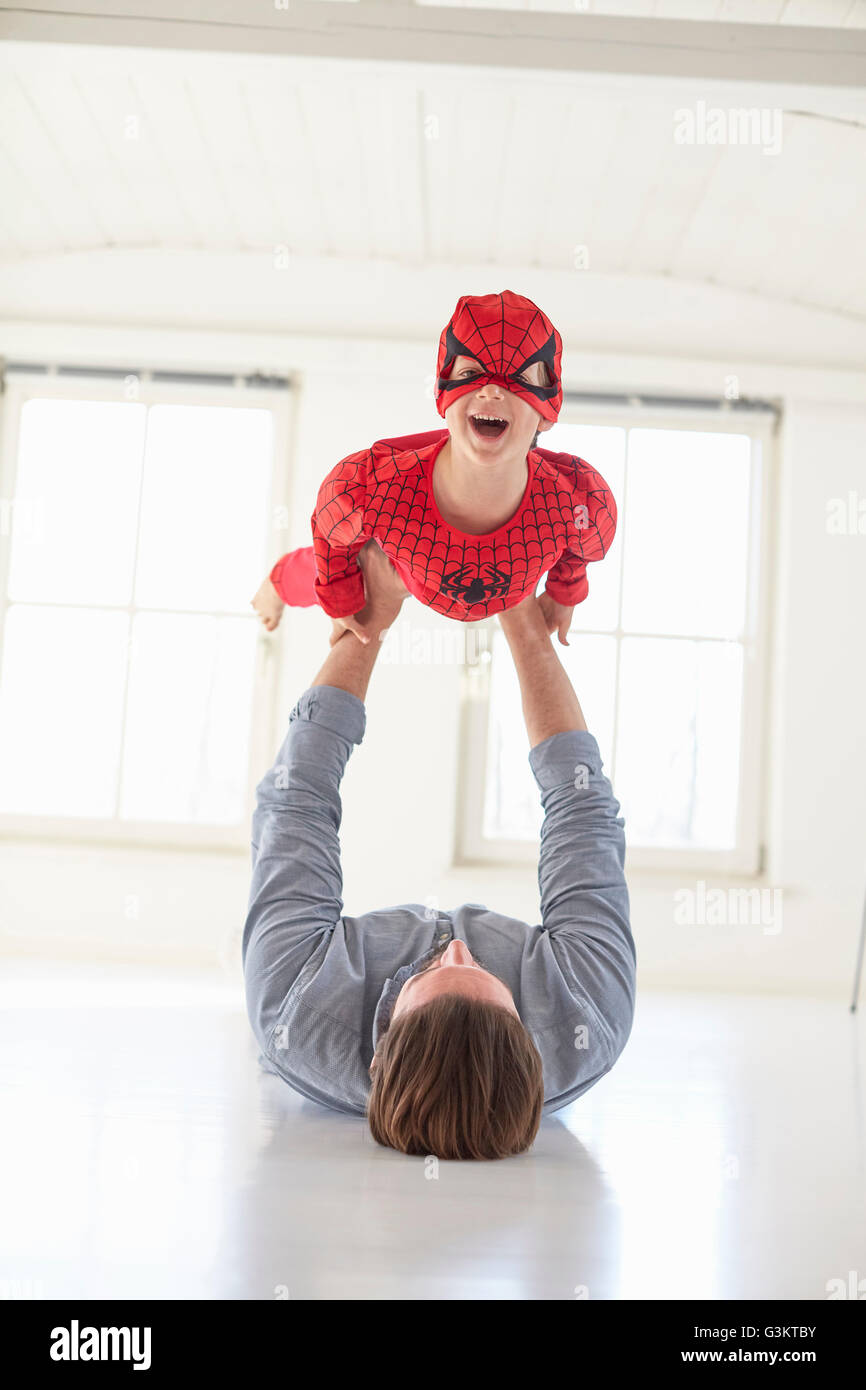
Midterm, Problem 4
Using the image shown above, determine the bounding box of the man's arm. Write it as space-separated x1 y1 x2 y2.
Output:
499 593 635 1060
498 592 587 744
242 542 407 1054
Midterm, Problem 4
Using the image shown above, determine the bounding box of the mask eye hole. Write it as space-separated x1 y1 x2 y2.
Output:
513 363 553 389
450 356 485 381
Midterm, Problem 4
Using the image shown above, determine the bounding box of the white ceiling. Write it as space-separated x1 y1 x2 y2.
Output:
0 17 864 371
422 0 866 22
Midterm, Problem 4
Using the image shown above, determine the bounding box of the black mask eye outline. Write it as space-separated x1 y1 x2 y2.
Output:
437 323 558 402
436 325 489 396
504 332 559 402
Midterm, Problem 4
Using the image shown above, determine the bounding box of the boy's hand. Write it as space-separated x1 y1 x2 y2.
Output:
330 541 409 645
537 592 574 646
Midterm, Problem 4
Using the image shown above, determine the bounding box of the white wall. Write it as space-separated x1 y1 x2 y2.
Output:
1 319 864 1001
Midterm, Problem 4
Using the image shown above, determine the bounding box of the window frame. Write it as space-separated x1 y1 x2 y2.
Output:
0 370 292 853
455 400 778 877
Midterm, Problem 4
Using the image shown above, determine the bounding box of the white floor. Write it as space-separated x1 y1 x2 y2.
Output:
1 960 864 1301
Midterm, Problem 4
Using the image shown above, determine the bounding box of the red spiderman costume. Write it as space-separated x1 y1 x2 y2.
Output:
269 290 616 622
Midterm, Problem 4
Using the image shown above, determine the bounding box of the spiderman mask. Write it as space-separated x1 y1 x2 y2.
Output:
434 289 563 426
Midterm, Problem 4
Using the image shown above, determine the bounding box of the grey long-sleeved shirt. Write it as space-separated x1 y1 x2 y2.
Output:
242 684 636 1116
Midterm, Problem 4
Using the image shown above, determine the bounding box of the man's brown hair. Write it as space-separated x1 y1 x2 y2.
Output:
367 994 544 1160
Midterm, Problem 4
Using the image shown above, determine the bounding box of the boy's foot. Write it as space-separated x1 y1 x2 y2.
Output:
251 576 285 631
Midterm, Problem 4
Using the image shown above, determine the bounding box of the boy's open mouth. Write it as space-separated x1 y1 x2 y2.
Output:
469 413 509 440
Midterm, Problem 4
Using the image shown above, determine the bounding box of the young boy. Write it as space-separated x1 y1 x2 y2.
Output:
251 289 616 646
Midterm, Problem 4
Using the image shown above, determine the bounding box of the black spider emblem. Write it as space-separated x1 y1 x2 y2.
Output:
440 562 511 605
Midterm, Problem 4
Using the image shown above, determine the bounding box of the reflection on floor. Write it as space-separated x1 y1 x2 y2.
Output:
1 960 863 1300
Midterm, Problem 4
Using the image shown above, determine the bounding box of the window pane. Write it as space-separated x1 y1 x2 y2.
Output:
621 428 752 638
614 637 743 849
541 422 625 632
134 405 273 613
119 613 258 824
0 605 128 816
7 399 146 606
483 629 617 841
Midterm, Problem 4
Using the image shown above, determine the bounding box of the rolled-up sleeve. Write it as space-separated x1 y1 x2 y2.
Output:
529 729 636 1062
241 684 365 1052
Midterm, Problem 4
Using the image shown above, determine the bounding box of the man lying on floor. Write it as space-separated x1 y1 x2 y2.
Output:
242 540 636 1161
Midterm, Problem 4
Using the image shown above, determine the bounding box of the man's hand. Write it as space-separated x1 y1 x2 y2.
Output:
498 589 549 638
537 592 574 646
329 541 409 645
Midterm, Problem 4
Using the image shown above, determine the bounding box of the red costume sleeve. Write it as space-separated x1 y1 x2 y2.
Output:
544 459 617 608
545 550 590 607
309 447 371 618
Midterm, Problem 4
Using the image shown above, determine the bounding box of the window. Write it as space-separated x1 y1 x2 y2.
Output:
458 403 775 875
0 371 290 849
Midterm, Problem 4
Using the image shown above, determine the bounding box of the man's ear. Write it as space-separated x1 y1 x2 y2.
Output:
537 418 555 433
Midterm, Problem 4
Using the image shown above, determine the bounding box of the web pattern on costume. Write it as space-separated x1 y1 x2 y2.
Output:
312 436 616 622
437 301 559 414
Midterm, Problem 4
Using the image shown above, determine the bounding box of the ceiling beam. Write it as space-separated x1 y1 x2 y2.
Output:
1 2 865 88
